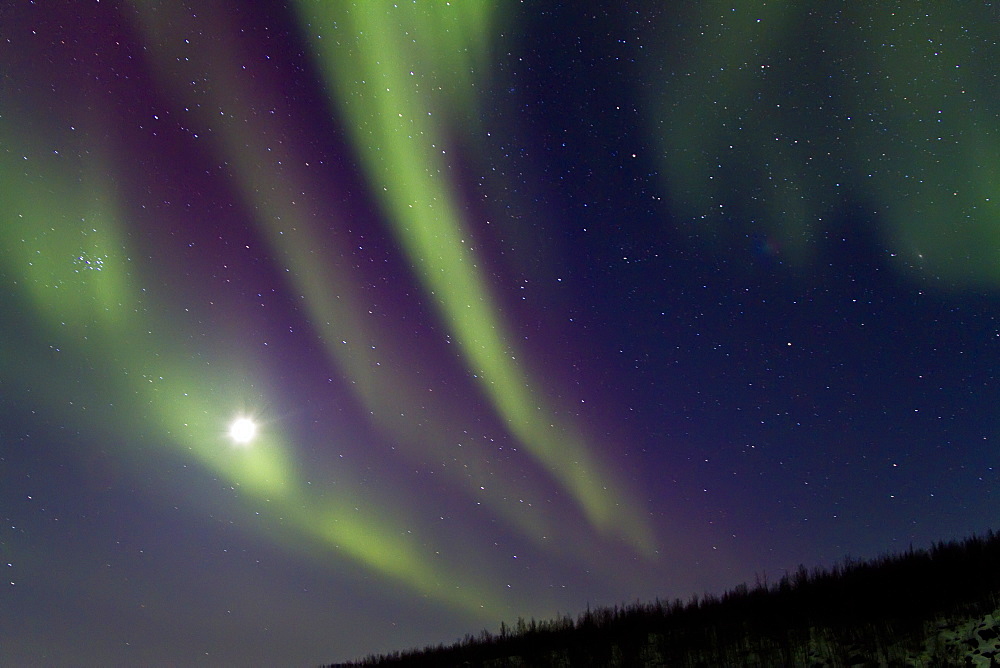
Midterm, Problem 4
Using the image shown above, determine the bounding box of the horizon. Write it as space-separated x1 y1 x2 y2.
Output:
333 529 1000 666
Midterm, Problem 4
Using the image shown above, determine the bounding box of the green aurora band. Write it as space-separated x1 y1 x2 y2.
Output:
644 2 999 283
291 1 654 552
0 114 489 614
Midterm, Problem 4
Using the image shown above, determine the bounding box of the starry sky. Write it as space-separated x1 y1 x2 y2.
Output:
2 1 998 665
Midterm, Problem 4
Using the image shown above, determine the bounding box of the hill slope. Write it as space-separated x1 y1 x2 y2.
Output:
328 531 1000 667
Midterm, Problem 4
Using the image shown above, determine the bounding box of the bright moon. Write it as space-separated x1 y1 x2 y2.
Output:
229 417 257 444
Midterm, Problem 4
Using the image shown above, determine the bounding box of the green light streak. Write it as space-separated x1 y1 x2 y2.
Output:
645 3 999 286
2 148 134 333
0 117 297 500
295 1 653 554
862 6 1000 286
0 103 502 617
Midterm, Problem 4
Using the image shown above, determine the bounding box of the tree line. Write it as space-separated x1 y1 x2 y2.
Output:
326 529 1000 667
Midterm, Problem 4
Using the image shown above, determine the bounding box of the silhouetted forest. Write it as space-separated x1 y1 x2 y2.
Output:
326 530 1000 667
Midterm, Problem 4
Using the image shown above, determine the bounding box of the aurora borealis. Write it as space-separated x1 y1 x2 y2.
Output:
2 2 998 665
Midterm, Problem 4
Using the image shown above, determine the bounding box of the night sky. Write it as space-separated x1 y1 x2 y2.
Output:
2 1 999 665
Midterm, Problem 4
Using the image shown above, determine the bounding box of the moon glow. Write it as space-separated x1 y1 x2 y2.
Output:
229 417 258 445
